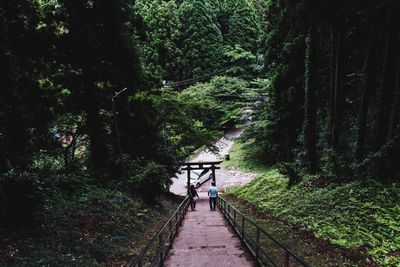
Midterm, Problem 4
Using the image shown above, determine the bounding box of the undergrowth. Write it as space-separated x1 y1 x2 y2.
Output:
0 185 181 266
226 142 400 266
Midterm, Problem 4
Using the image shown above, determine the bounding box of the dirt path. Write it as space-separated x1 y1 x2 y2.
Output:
164 192 254 267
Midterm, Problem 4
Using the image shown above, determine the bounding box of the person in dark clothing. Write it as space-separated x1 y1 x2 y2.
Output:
189 184 199 211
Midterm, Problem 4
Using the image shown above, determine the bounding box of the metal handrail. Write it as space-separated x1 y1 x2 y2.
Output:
217 197 309 267
129 196 190 267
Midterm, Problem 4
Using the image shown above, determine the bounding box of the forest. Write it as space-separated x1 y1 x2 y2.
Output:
1 0 399 266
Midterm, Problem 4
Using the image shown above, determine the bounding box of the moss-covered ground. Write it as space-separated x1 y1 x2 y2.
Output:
223 142 400 266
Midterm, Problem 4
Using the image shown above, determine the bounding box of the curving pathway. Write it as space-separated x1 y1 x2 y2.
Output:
170 126 257 196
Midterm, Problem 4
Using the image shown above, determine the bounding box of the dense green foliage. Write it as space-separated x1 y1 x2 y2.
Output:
179 0 224 79
1 0 263 228
244 0 400 181
135 0 182 85
134 0 264 83
226 143 400 266
232 171 400 266
1 0 399 265
224 0 260 52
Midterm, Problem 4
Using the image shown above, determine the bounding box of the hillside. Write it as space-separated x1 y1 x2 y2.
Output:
0 188 181 266
223 142 400 266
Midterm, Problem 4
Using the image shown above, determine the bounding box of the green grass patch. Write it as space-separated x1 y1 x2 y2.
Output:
221 140 269 172
223 194 370 266
227 143 400 266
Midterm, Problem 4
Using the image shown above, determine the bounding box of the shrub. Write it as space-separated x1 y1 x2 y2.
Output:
277 162 301 186
0 171 44 227
357 135 400 181
127 161 172 198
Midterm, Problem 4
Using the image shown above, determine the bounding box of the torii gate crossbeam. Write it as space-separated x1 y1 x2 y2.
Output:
181 161 222 194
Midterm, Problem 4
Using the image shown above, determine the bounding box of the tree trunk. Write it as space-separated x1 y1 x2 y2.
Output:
0 180 8 223
356 21 379 160
388 50 400 138
328 19 336 147
304 19 318 173
83 81 108 175
375 9 400 148
331 23 345 151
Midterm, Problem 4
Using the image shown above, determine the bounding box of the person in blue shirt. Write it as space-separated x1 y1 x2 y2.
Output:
208 182 218 211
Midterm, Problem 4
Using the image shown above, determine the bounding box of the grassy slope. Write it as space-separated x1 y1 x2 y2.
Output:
0 187 181 266
224 142 400 266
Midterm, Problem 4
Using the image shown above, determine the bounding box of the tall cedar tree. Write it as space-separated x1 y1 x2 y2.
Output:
139 1 182 84
0 0 59 223
61 0 142 176
257 0 305 163
356 11 381 159
254 0 400 179
0 0 51 172
304 15 318 173
179 0 224 79
225 0 260 52
375 8 400 149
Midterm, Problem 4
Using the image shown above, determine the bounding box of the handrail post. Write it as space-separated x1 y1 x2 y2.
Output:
159 234 164 267
174 211 178 237
233 209 237 231
224 199 227 214
169 220 173 247
284 251 290 267
241 215 245 241
179 205 182 222
256 228 260 266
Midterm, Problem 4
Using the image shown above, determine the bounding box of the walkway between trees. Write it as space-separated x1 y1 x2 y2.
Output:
164 192 254 267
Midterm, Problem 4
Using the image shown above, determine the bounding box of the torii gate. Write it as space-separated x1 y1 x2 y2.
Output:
182 161 222 194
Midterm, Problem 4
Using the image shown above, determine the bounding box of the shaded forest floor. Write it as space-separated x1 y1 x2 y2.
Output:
222 142 400 266
0 189 181 266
